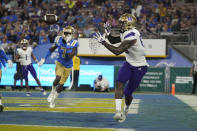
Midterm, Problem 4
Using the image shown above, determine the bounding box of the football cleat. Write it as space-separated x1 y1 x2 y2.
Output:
26 92 31 96
118 107 129 123
49 101 55 108
0 105 4 112
113 111 123 121
41 89 47 95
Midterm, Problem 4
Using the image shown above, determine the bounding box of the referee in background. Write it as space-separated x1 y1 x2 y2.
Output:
70 56 80 91
190 55 197 95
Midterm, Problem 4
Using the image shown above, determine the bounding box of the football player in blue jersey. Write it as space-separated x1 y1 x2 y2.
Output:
0 47 13 112
38 26 79 108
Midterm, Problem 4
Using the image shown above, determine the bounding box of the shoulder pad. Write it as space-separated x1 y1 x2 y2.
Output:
54 36 62 44
70 40 79 47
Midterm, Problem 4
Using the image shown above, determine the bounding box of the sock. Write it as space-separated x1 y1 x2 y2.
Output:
51 91 59 103
124 104 130 110
52 86 55 92
115 99 122 112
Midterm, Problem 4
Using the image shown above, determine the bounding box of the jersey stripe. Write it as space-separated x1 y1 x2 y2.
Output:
124 32 135 39
54 36 61 43
71 40 77 46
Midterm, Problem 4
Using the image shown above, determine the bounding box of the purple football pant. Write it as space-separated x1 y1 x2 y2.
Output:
116 62 147 97
22 64 37 81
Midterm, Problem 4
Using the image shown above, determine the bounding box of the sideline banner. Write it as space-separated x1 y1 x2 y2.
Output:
170 67 192 93
138 67 165 92
1 64 114 88
78 38 167 58
114 66 165 92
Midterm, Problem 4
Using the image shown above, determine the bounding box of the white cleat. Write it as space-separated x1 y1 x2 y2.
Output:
113 111 123 121
26 92 31 96
43 91 47 95
41 89 47 95
118 107 129 123
49 102 55 108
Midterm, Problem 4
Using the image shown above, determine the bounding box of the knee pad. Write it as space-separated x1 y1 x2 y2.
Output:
56 85 63 93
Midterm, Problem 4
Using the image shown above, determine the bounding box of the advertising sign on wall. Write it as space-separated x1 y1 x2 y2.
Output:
138 67 165 92
1 64 114 88
78 38 167 58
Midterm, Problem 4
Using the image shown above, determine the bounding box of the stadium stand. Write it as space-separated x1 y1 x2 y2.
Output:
0 0 196 60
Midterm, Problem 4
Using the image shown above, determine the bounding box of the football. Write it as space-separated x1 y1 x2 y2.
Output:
43 14 58 24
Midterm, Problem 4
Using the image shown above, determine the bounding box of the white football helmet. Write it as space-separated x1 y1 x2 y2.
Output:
62 26 75 43
20 39 29 50
119 13 137 32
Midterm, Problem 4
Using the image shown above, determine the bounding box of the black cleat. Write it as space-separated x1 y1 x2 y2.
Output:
0 105 4 112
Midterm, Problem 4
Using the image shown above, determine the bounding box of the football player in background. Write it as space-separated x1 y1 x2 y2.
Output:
93 13 148 122
13 43 24 91
0 47 13 112
38 26 79 108
15 39 46 96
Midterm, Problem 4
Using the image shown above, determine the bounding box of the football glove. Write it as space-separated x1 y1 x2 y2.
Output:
7 60 13 68
38 58 45 66
93 32 106 44
104 22 111 36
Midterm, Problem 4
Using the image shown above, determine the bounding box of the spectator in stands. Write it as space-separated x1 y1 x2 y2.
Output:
190 55 197 95
94 74 109 92
38 30 50 45
83 25 92 38
106 15 118 27
159 3 167 22
0 35 12 52
92 15 103 28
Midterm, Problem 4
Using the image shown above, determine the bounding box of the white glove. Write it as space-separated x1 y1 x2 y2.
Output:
38 58 45 66
7 60 13 68
104 22 111 36
93 32 106 44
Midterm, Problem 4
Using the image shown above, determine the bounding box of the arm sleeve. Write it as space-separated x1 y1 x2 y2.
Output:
45 50 52 59
0 49 8 61
1 59 6 67
107 34 121 44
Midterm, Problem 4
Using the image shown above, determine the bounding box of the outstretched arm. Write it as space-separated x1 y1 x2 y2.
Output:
0 49 8 62
31 53 39 63
45 45 58 59
102 39 136 56
38 45 58 66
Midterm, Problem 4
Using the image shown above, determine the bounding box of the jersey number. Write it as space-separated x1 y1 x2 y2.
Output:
61 47 67 58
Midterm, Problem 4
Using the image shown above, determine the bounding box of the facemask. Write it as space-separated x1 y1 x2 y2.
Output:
65 35 72 43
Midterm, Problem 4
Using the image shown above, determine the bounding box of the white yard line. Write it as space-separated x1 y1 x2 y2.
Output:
175 95 197 112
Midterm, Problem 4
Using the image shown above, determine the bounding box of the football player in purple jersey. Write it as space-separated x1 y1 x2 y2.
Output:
94 13 149 122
